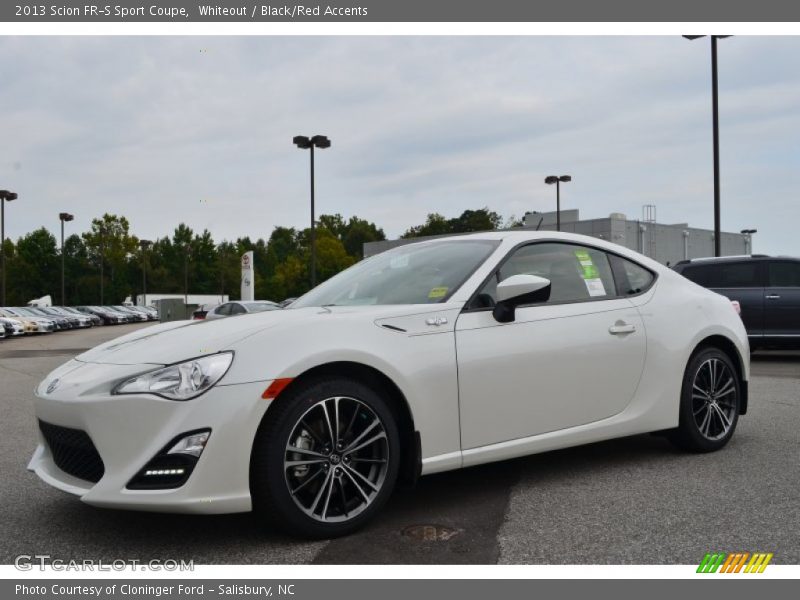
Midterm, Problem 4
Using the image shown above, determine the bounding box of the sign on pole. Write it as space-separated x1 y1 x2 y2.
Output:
240 251 254 301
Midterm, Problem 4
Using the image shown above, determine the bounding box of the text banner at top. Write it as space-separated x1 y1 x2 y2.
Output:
3 0 800 22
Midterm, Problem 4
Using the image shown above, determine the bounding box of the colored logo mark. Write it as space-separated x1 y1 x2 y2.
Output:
697 552 774 573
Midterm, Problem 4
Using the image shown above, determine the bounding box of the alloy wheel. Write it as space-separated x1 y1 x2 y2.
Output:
283 396 389 523
691 358 737 441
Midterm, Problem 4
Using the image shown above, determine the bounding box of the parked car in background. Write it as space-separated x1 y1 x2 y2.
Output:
0 308 55 333
127 306 158 321
110 307 137 323
76 306 126 325
0 316 26 337
61 306 102 326
112 305 149 322
673 255 800 350
44 306 94 328
278 298 297 308
28 307 78 330
192 304 218 320
205 300 281 320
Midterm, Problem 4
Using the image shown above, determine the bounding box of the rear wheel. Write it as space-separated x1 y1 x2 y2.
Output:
251 376 400 538
669 347 740 452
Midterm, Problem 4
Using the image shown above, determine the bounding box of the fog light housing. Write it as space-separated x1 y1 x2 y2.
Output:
126 429 210 490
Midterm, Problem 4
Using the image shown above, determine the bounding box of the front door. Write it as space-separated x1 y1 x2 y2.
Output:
456 242 647 450
764 260 800 340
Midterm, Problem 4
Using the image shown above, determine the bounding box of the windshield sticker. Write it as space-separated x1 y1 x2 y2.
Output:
574 249 607 297
428 286 449 299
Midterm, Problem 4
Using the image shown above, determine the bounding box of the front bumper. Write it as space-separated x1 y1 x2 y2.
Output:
28 360 270 514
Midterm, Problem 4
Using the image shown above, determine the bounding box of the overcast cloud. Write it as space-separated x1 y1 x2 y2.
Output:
0 36 798 254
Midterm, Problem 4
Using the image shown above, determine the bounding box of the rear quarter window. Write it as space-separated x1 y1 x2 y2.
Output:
612 256 655 295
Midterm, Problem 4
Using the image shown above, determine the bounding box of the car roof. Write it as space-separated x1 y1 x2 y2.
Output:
672 254 800 269
392 230 669 269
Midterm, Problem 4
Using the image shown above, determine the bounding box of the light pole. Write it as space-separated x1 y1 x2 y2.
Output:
183 245 190 306
58 212 74 305
0 190 19 306
218 246 227 302
684 35 731 257
293 134 331 288
139 240 151 307
544 175 571 231
98 225 106 305
740 228 757 255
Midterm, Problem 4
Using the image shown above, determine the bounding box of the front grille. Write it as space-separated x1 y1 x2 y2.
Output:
38 420 105 483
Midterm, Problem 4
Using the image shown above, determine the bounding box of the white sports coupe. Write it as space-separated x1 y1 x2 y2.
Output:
29 231 749 537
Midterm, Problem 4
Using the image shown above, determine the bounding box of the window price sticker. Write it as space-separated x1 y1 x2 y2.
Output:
574 249 607 297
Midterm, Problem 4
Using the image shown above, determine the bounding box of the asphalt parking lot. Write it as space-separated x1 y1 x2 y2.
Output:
1 324 798 565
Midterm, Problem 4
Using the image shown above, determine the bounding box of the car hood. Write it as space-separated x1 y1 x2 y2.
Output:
73 304 454 366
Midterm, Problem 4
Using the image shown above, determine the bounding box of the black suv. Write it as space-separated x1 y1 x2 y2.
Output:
673 255 800 349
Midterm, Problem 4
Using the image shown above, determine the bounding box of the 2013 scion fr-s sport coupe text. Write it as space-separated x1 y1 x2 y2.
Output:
29 231 749 538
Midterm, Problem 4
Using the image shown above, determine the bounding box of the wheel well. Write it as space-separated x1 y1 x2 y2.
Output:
265 361 420 486
693 335 748 415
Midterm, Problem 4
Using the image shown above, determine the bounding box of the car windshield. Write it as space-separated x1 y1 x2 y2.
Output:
292 239 499 308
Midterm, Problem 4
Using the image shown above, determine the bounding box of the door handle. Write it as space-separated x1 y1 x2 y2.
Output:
609 322 636 335
765 294 781 299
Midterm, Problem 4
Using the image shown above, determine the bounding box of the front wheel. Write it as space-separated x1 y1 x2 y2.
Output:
251 377 400 538
669 347 741 452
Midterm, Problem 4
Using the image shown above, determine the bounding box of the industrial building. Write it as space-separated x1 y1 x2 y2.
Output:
364 208 755 266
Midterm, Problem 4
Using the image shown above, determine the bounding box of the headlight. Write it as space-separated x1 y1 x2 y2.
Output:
113 352 233 401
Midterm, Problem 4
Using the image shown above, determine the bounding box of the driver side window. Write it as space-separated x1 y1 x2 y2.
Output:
473 242 617 308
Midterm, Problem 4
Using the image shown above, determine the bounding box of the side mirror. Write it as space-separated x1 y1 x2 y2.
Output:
492 274 551 323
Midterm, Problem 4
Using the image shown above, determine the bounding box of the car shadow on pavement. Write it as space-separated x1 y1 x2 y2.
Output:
314 433 679 564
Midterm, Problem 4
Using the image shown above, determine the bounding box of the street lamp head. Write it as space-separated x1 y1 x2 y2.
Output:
310 135 331 149
59 212 74 222
544 176 558 185
292 135 311 149
559 175 572 183
0 190 18 201
294 135 331 149
740 229 757 235
293 135 311 149
683 34 731 41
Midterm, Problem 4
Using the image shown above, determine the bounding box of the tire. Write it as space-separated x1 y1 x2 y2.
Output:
668 347 741 452
251 376 401 538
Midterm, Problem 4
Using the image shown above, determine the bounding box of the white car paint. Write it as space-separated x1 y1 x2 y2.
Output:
29 230 749 515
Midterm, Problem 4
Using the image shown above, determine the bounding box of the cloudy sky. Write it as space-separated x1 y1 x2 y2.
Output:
0 36 798 254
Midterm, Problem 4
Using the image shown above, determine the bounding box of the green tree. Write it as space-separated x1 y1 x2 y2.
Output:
63 234 94 305
401 213 451 238
6 228 58 304
450 208 502 233
401 208 503 239
82 214 139 303
318 214 385 258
